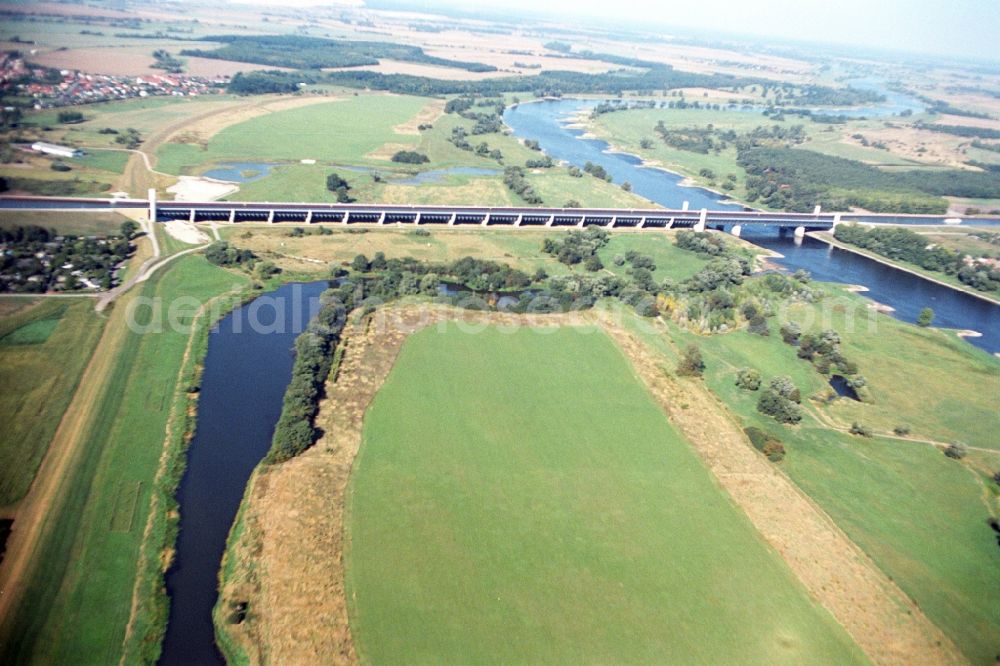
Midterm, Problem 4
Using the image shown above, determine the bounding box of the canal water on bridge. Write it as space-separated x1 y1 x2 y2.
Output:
159 281 328 666
503 98 1000 354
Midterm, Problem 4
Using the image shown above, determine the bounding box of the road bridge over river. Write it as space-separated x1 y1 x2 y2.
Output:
2 193 990 236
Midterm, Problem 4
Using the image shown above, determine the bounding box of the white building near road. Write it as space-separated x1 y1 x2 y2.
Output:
30 141 82 158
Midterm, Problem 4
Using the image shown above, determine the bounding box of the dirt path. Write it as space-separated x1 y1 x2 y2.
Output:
597 314 965 665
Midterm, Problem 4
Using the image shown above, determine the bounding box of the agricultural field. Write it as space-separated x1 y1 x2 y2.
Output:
0 256 249 664
345 323 865 663
0 298 105 507
634 286 1000 663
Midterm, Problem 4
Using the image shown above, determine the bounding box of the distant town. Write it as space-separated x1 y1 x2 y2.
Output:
1 51 226 108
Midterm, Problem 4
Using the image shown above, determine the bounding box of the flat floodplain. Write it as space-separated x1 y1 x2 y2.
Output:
345 324 865 664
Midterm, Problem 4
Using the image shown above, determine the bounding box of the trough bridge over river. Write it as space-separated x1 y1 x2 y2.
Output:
1 193 989 236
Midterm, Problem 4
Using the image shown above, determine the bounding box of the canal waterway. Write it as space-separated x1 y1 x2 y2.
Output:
503 98 1000 354
159 281 328 666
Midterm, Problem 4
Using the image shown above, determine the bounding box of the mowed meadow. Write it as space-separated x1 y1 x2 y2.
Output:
345 324 865 664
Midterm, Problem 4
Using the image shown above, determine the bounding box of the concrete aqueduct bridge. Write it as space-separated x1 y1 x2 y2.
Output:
147 191 844 235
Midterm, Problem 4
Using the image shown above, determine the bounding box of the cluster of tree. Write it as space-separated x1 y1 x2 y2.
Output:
204 241 256 267
834 224 1000 294
545 41 573 53
915 123 1000 140
448 127 503 161
542 227 609 269
524 139 541 151
737 146 1000 213
525 155 553 168
675 230 728 256
391 150 429 164
114 127 142 149
924 99 992 119
183 34 496 72
57 110 84 124
590 100 658 118
325 172 353 203
971 140 1000 154
266 290 348 463
151 49 184 73
0 224 133 292
756 375 803 424
743 426 786 461
228 70 306 95
583 161 611 182
350 253 533 293
503 166 542 204
651 121 804 159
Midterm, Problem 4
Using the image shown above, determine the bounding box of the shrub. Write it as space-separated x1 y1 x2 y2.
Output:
944 442 968 459
780 322 801 344
584 254 603 272
756 389 802 424
762 440 786 462
748 315 769 336
735 368 762 391
849 422 873 437
677 344 704 377
768 375 801 403
391 150 429 164
893 425 911 436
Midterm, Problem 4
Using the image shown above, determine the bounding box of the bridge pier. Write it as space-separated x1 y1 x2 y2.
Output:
813 204 822 216
515 214 523 227
448 213 456 226
666 218 674 229
305 211 313 224
342 213 349 225
694 208 707 232
731 224 742 237
832 212 842 229
577 217 585 228
546 215 554 227
378 211 386 225
414 213 422 225
610 217 617 229
148 188 157 222
639 216 646 228
481 215 489 227
682 201 689 211
188 208 196 224
228 209 236 224
794 226 806 238
267 210 275 224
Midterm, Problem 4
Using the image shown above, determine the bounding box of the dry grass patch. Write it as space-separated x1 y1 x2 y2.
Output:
392 98 446 134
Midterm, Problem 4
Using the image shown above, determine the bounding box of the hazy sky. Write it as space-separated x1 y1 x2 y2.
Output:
255 0 1000 61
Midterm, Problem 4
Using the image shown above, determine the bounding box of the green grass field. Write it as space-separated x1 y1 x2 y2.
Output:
0 256 248 664
155 95 429 175
0 298 106 507
629 286 1000 663
345 324 865 664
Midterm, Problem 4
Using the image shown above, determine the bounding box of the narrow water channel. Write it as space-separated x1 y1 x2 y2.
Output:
159 281 327 665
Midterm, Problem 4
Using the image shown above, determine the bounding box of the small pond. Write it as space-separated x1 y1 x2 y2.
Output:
828 375 860 401
200 162 277 183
